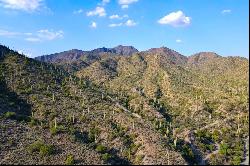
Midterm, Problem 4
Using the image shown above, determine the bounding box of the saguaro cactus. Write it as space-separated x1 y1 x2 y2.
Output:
166 151 170 165
174 137 177 147
52 93 55 102
166 127 169 135
72 114 75 123
54 117 57 129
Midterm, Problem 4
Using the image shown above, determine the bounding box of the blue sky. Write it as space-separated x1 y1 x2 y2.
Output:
0 0 249 58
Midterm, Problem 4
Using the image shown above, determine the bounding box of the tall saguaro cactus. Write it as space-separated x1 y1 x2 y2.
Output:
52 93 55 102
174 137 177 147
54 117 57 129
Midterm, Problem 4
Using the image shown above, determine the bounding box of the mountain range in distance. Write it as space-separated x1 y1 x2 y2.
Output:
35 45 246 63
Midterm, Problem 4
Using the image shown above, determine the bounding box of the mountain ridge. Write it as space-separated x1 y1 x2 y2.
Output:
34 45 248 67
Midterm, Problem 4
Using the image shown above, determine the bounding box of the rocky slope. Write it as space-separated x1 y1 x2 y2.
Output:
1 44 249 165
0 45 186 165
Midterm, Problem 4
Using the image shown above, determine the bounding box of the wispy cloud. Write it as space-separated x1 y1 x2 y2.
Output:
101 0 110 5
0 29 20 37
109 14 128 19
18 49 33 57
125 19 137 26
158 10 191 27
0 0 44 12
73 9 83 14
90 21 97 28
25 37 41 42
87 6 106 17
109 19 137 28
118 0 138 9
221 9 231 14
176 39 182 43
109 23 123 27
0 28 63 42
109 14 121 19
36 29 63 41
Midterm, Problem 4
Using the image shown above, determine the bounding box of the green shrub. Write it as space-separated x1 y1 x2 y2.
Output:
27 140 43 153
95 144 107 153
101 153 112 162
50 126 58 135
27 140 54 157
135 155 144 164
65 154 75 165
4 112 16 119
29 118 38 127
39 144 54 157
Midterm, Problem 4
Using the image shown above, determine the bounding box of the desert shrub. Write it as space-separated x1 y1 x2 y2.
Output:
4 112 16 119
95 144 107 153
39 144 54 157
65 154 75 165
27 140 54 157
101 153 112 162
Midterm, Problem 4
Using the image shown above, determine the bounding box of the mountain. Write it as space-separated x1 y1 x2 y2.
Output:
1 44 249 165
112 45 139 56
187 52 221 65
76 47 249 165
0 45 186 165
142 47 188 65
35 45 138 64
35 49 86 63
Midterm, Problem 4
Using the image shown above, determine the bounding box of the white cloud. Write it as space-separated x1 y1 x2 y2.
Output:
90 22 97 28
0 0 43 11
87 6 106 17
119 0 138 5
158 10 191 27
109 23 123 27
0 28 63 42
109 14 128 19
222 9 231 14
0 29 20 37
98 0 110 6
18 50 32 57
73 9 83 14
24 32 33 36
37 29 63 41
119 0 138 8
121 5 128 9
176 39 182 43
108 19 137 28
25 37 41 42
125 19 137 26
102 0 110 4
123 14 129 18
109 14 121 19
